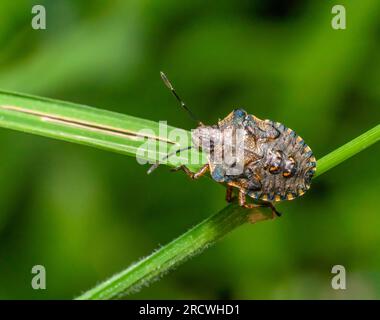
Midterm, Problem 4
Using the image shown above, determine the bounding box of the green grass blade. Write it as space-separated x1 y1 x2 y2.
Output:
77 204 258 300
0 90 205 168
315 124 380 177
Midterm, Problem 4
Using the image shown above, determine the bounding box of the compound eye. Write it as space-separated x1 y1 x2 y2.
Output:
233 109 247 118
268 150 283 174
283 157 297 178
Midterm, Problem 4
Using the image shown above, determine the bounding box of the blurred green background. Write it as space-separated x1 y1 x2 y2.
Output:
0 0 379 299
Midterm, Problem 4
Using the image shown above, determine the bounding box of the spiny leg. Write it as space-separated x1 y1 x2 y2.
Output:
238 190 281 218
238 190 271 223
147 146 193 175
238 190 264 209
225 186 235 202
171 163 209 180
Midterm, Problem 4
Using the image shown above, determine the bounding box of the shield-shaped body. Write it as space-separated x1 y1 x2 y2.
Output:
192 109 316 202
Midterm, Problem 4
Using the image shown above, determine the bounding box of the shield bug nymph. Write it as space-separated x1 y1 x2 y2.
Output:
148 72 316 217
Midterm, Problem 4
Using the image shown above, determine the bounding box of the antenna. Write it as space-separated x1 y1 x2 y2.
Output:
160 72 203 126
147 145 193 174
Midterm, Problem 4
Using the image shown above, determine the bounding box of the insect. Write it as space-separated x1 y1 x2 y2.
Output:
148 72 317 217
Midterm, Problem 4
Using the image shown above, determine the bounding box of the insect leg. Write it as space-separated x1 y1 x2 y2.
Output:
225 186 235 202
238 190 281 218
147 146 193 175
263 201 282 218
171 163 209 180
238 190 263 209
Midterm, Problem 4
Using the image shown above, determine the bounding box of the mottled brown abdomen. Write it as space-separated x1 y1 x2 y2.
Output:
245 121 316 201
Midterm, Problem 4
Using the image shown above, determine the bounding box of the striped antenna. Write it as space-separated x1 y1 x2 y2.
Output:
160 72 202 126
